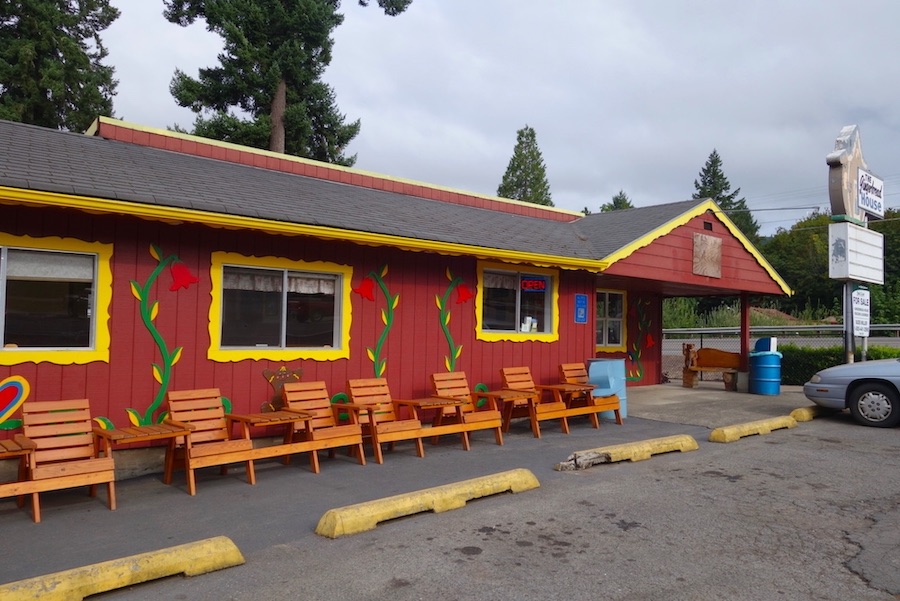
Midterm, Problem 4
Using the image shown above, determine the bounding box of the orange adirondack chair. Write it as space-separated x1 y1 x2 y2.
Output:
281 380 366 472
345 378 425 464
499 366 570 437
163 388 255 496
16 398 116 523
559 362 623 425
431 371 503 446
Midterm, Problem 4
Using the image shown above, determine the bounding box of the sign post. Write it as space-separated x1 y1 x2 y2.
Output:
825 125 884 363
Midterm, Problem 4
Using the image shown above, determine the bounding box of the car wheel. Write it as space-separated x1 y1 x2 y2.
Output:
848 383 900 428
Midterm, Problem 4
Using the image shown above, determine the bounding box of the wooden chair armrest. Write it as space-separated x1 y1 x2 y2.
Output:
339 403 378 423
12 433 36 450
164 419 196 431
328 403 358 424
336 402 374 416
224 413 255 424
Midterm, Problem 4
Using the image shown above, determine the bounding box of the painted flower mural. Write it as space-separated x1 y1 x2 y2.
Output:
96 245 203 428
436 268 473 372
354 265 397 377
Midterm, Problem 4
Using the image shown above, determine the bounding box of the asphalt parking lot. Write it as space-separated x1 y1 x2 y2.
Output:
2 383 898 600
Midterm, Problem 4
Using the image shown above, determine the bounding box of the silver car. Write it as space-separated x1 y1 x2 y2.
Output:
804 358 900 427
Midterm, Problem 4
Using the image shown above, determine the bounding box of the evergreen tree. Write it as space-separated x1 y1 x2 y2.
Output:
163 0 411 164
760 211 838 315
600 190 634 212
0 0 119 131
692 149 760 244
497 125 553 206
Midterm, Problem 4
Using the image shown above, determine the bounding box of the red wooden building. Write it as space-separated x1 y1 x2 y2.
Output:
0 117 790 432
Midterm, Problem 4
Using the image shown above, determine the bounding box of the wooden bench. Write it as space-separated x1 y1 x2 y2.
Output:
164 387 371 494
682 344 740 390
499 366 600 438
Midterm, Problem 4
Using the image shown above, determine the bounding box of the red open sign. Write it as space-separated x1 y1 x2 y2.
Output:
521 278 546 292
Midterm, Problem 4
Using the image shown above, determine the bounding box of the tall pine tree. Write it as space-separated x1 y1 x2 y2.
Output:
0 0 119 131
164 0 411 164
497 125 553 206
692 149 760 243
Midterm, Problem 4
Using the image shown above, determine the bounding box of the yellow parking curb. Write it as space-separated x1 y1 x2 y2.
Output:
790 406 838 422
0 536 244 601
315 468 540 538
554 434 699 471
709 416 797 443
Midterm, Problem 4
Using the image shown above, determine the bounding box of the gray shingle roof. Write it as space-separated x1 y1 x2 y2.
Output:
0 119 709 267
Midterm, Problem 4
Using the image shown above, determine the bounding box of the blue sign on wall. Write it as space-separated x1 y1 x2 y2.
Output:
574 294 588 324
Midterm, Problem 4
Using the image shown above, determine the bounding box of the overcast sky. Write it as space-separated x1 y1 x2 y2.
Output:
103 1 900 235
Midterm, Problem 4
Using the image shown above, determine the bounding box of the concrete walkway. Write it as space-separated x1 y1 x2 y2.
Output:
627 382 810 428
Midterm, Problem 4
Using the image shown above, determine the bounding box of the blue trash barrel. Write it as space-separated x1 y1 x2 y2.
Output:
586 358 627 418
749 351 782 395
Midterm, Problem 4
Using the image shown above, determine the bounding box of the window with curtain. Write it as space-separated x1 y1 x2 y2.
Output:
0 248 96 348
221 265 339 349
482 270 551 333
596 290 625 348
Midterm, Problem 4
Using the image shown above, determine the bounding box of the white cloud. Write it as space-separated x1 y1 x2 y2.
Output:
103 0 900 234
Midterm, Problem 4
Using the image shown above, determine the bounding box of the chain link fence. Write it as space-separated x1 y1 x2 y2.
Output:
662 324 900 385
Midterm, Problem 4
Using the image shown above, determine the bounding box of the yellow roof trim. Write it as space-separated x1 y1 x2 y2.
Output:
86 117 585 219
0 186 607 273
602 199 793 295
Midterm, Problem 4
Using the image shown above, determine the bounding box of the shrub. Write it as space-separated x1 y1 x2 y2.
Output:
779 344 900 385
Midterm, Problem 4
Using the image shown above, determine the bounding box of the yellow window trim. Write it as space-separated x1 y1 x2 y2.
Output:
595 288 627 353
208 252 352 362
475 261 559 342
0 234 111 365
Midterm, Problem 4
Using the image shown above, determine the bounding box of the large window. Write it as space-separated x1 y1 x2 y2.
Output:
0 235 111 365
596 290 625 349
477 262 559 342
1 248 96 348
221 266 339 348
209 252 351 362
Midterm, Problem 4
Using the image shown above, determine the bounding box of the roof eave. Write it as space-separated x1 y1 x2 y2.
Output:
0 186 608 273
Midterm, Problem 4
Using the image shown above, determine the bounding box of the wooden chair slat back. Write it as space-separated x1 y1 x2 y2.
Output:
431 372 476 411
166 389 230 444
347 378 398 421
500 366 537 391
21 399 98 465
559 363 589 385
283 381 336 428
431 371 471 397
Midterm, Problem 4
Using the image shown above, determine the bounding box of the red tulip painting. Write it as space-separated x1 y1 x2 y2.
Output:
354 265 397 377
436 268 473 372
169 261 200 291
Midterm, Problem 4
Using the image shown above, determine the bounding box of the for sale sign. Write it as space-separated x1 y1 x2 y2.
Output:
852 287 870 338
